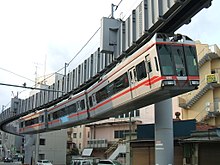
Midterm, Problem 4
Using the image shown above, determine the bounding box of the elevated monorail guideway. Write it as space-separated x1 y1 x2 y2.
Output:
0 0 212 136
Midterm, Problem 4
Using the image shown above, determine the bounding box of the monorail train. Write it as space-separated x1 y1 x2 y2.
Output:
19 33 200 134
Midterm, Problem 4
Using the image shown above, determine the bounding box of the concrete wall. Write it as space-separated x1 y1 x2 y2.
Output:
38 129 67 165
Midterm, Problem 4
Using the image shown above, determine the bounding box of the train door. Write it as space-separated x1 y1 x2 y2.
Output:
145 55 152 88
128 67 138 98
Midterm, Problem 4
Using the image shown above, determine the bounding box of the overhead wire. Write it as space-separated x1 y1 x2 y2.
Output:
1 0 127 108
40 0 126 83
0 67 35 83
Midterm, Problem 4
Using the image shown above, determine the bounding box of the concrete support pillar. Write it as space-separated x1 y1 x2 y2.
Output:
155 98 173 165
2 132 8 158
24 134 35 165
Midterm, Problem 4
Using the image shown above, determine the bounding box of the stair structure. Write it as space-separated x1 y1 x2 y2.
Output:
104 138 124 159
180 45 220 109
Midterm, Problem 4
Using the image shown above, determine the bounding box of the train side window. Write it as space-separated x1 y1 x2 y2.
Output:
80 100 85 110
129 71 133 80
113 73 129 94
20 122 24 128
157 45 174 75
89 96 93 107
154 57 159 71
52 112 58 120
145 55 152 73
69 103 77 113
133 68 137 79
48 114 51 121
76 101 81 111
41 115 44 122
147 61 152 73
107 82 114 97
136 61 147 81
65 106 71 115
96 87 108 103
92 94 97 105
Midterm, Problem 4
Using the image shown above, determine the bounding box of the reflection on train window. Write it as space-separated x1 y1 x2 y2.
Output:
96 87 108 104
41 115 44 122
184 46 198 76
157 45 174 75
114 73 129 93
20 122 24 128
107 82 114 97
69 103 77 113
52 102 79 120
96 73 129 104
25 117 39 127
48 114 51 121
136 61 147 81
80 100 85 110
129 71 133 80
92 94 96 104
76 101 80 111
172 46 186 76
89 96 93 107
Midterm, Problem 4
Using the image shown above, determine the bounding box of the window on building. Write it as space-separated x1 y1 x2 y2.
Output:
136 110 140 117
87 132 90 138
39 154 45 160
79 132 82 138
73 133 77 138
114 130 129 139
39 139 45 145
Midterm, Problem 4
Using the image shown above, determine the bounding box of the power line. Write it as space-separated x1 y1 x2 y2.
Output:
1 0 126 97
0 67 35 83
0 82 64 93
38 0 125 84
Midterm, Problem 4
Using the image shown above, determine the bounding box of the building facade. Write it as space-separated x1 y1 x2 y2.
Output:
179 43 220 125
34 130 67 165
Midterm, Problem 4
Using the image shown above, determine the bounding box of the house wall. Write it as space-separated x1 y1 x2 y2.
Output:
38 129 67 165
180 42 220 126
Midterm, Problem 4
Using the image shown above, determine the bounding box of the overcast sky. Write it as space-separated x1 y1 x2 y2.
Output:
0 0 219 110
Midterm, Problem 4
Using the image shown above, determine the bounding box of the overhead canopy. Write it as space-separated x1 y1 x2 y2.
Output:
82 148 93 157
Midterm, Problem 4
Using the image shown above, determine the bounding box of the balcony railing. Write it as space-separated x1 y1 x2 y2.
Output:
87 139 108 148
197 44 220 67
179 74 220 109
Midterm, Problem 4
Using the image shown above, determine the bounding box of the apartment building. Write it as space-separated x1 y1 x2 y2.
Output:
179 42 220 125
68 98 181 159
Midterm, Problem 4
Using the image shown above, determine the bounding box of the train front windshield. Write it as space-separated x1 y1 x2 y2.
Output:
157 44 198 76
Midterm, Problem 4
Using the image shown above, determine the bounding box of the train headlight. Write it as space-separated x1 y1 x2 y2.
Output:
190 80 199 86
162 80 175 86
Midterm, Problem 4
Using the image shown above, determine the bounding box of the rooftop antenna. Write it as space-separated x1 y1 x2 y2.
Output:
43 54 47 85
111 4 117 18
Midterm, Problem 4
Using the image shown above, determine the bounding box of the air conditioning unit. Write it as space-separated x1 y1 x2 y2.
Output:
206 102 211 107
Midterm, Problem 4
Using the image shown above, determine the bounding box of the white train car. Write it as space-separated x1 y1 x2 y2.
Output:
18 33 200 134
46 90 88 130
86 33 199 119
19 110 46 134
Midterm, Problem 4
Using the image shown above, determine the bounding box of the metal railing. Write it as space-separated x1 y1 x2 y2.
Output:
195 102 220 122
87 139 108 148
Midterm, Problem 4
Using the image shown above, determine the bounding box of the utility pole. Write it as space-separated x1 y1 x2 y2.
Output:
64 63 68 93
